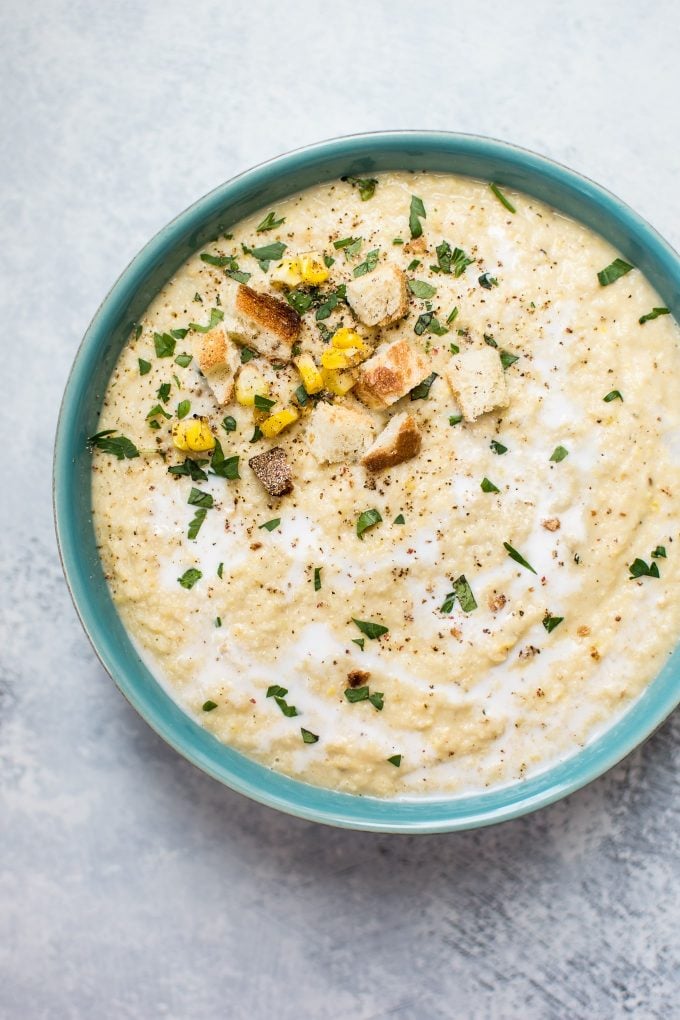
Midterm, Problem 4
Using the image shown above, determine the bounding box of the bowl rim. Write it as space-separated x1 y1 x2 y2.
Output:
54 130 680 833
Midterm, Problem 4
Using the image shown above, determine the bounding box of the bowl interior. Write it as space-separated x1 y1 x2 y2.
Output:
54 132 680 832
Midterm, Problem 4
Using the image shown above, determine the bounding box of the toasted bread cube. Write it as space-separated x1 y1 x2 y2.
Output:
222 283 301 361
444 347 509 422
192 328 241 405
249 446 293 496
354 338 429 410
306 401 376 464
361 412 422 472
345 264 409 328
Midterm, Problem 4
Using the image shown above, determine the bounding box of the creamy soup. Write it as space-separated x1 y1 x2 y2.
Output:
91 172 680 797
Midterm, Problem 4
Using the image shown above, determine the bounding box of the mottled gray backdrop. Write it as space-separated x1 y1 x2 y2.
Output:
1 1 678 1017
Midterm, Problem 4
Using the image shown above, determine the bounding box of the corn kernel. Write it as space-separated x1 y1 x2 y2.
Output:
235 364 269 406
294 353 324 395
321 368 356 396
270 258 303 288
260 407 300 438
321 348 353 371
172 417 215 453
331 327 364 350
298 252 329 285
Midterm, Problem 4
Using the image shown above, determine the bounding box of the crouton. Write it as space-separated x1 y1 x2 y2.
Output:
306 401 376 465
345 264 409 328
443 347 509 422
192 328 241 405
354 338 429 410
248 446 293 497
222 283 301 361
361 412 422 471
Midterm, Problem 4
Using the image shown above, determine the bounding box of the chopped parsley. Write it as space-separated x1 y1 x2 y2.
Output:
333 235 362 256
254 394 276 412
189 307 224 333
215 617 222 628
146 404 171 428
352 618 388 640
433 241 472 277
301 728 319 744
202 700 218 712
250 425 263 443
174 352 193 368
651 546 667 559
353 248 380 277
316 286 346 320
410 372 438 400
274 696 298 718
356 508 382 539
210 439 240 479
138 358 151 375
407 258 422 271
154 332 176 358
481 477 500 493
449 343 460 355
503 542 536 574
344 686 384 711
314 567 322 591
222 415 237 433
394 514 406 525
171 328 188 339
629 558 660 579
217 562 224 578
167 458 208 482
408 279 437 299
194 292 203 303
490 440 508 455
176 400 191 420
266 685 288 699
294 385 308 406
286 289 314 315
478 272 498 289
157 382 171 403
490 182 516 213
242 240 287 271
483 333 498 348
543 613 564 633
449 414 463 426
500 350 519 369
446 306 459 325
188 507 207 539
409 195 426 238
178 568 202 589
603 390 623 402
344 175 378 201
440 574 477 614
200 253 234 268
639 307 670 324
387 754 402 767
598 258 634 286
188 487 214 509
256 210 285 233
414 312 448 337
352 638 365 651
259 518 281 532
550 445 569 463
88 430 140 460
240 347 257 364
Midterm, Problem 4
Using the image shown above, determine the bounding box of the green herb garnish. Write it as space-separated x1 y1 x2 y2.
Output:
286 289 315 316
177 400 191 419
490 440 508 455
500 350 519 369
478 272 498 289
598 258 633 286
217 562 224 578
240 347 257 364
651 546 667 558
167 458 208 482
243 240 287 271
352 618 388 640
414 313 448 337
394 514 405 525
301 728 319 744
481 477 500 493
449 415 463 426
157 382 171 403
88 430 140 460
352 638 365 651
222 415 237 433
210 438 240 480
344 176 378 201
503 542 536 574
202 700 218 711
189 307 224 333
171 328 189 340
314 567 322 591
603 390 623 402
387 754 402 767
353 248 380 278
543 613 564 633
215 617 222 627
266 685 288 698
344 686 384 711
490 183 516 213
256 210 285 233
408 279 437 299
410 372 438 400
178 568 202 589
550 446 569 463
440 574 478 614
250 425 263 443
138 358 151 375
629 558 660 579
409 195 426 238
188 487 214 509
188 507 207 539
259 518 281 532
356 508 382 539
433 241 472 277
174 352 192 368
446 306 459 325
154 332 176 358
254 394 276 412
639 307 670 324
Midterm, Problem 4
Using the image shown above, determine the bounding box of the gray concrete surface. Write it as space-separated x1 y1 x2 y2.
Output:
1 1 678 1017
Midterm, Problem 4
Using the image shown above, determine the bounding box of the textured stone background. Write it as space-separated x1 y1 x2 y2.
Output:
1 1 678 1017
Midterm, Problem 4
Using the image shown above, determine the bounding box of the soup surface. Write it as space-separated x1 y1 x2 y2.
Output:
91 171 680 797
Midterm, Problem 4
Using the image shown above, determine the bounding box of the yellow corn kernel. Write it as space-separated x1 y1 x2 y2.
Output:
294 353 324 395
298 252 329 285
235 365 269 406
321 368 356 396
321 348 353 371
260 407 299 438
172 417 215 453
270 257 303 288
331 327 364 350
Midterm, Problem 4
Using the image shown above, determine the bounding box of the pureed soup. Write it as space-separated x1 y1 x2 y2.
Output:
91 172 680 797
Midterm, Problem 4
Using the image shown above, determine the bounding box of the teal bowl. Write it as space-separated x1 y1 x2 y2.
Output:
54 132 680 832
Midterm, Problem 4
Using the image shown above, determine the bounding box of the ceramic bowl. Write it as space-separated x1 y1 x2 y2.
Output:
54 132 680 832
